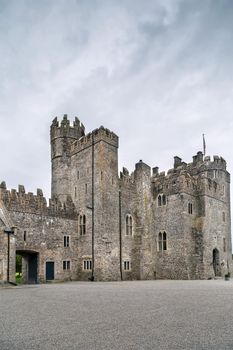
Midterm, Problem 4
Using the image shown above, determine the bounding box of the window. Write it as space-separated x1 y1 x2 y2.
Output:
222 185 225 196
75 187 77 198
83 260 92 270
23 231 26 242
79 215 86 235
162 194 166 205
64 235 70 247
85 184 87 194
188 203 193 214
63 260 70 270
158 231 167 251
126 215 133 236
223 238 226 252
158 194 166 207
223 212 226 222
77 171 80 179
123 260 131 271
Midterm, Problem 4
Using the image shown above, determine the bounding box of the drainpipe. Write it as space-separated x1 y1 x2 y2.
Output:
91 133 95 281
119 189 123 281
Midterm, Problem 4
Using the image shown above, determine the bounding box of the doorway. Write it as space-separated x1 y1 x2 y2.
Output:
16 250 39 284
46 261 54 280
213 248 221 277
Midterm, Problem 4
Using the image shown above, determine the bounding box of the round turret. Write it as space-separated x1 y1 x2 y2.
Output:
50 115 85 202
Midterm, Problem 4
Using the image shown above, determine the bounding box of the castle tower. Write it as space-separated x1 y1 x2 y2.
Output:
50 115 85 203
69 126 120 281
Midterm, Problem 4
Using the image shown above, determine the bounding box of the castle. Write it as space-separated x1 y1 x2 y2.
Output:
0 115 232 283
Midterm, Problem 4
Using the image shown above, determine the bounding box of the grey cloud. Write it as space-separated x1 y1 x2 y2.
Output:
0 0 233 203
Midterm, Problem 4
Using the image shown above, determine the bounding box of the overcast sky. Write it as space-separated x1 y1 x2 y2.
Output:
1 0 233 200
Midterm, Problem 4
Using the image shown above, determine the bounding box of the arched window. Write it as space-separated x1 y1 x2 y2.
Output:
158 231 167 251
162 194 166 205
79 215 86 235
158 194 167 206
188 202 193 214
126 215 133 236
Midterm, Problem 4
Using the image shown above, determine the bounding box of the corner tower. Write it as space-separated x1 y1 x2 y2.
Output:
50 115 85 203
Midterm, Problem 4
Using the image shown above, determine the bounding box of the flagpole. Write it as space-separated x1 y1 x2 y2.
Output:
202 134 206 156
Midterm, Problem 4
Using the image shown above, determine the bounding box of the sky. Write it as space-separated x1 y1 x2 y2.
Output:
0 0 233 201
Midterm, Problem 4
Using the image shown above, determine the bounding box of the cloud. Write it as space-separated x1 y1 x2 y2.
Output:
0 0 233 201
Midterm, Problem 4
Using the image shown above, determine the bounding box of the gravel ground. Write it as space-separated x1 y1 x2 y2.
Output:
0 280 233 350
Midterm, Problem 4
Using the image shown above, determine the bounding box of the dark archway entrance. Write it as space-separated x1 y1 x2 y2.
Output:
213 248 221 277
16 250 39 284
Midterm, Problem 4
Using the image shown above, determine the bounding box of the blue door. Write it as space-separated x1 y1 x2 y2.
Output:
46 262 54 280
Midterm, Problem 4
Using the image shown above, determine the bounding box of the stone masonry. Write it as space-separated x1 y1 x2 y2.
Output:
0 115 232 283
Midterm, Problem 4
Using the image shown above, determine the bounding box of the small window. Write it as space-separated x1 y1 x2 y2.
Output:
23 231 26 242
223 212 226 222
83 259 92 270
85 184 87 194
63 260 71 270
223 238 226 252
123 260 131 271
158 231 167 251
101 171 103 180
162 194 166 205
158 194 166 206
74 187 77 198
77 171 80 179
79 215 86 235
188 203 193 214
126 215 133 236
222 185 225 196
64 235 70 247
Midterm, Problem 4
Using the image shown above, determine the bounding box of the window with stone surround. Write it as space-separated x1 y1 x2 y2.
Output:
126 214 133 236
83 259 92 270
222 212 226 222
64 235 70 247
158 231 167 251
123 260 131 271
223 238 226 252
188 202 193 214
63 260 71 270
158 194 167 207
79 215 86 235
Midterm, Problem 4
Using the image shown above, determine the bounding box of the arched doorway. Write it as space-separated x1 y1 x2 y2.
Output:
16 250 39 284
213 248 221 277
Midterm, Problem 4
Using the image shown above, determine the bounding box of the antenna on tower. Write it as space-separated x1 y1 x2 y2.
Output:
202 134 206 156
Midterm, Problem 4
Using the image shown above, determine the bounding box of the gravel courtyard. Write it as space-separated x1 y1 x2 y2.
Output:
1 280 233 350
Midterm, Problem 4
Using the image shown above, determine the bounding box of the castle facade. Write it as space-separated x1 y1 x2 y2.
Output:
0 115 232 283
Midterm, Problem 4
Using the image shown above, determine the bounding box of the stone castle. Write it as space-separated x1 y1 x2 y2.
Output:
0 115 232 283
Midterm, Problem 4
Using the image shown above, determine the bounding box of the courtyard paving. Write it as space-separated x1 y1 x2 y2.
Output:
0 280 233 349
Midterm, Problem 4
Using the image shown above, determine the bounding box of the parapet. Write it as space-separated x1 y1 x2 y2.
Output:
50 115 85 141
71 125 118 155
0 183 77 219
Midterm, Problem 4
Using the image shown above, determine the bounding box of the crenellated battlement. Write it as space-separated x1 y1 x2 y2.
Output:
119 167 135 184
152 152 227 180
71 125 118 155
0 182 77 219
151 150 229 199
50 115 85 141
